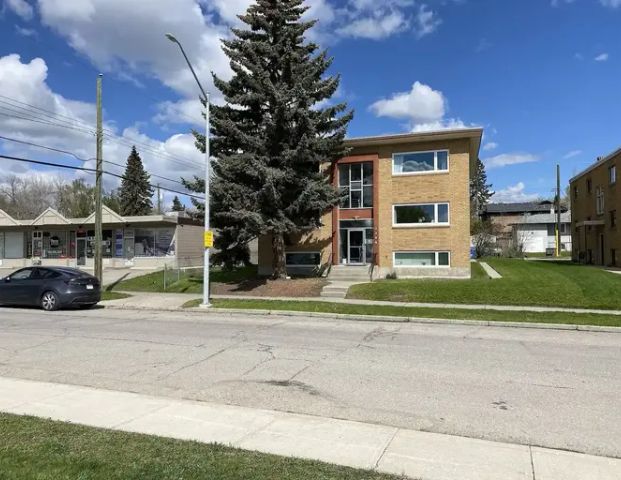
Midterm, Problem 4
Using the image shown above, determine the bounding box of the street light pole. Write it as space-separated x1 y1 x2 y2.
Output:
166 33 211 307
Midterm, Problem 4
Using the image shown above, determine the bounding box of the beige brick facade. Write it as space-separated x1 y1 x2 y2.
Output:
570 147 621 267
258 129 482 278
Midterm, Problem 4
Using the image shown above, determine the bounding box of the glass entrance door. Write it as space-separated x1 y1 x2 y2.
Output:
347 229 365 264
77 238 86 266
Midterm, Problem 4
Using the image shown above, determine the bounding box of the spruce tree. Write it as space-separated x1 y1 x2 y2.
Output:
470 157 494 218
171 196 185 212
185 0 352 278
119 146 154 216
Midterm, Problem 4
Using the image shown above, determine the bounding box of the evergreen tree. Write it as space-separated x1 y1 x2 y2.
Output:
119 147 154 216
103 189 122 213
470 157 494 218
184 0 352 278
171 195 185 212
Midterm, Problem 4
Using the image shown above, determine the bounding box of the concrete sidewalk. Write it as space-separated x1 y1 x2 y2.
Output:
102 290 621 316
1 377 619 480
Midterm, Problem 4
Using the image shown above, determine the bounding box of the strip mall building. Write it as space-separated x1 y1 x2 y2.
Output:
258 128 483 278
0 205 204 270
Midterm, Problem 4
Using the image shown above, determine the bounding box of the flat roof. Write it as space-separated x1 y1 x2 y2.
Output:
569 146 621 183
344 127 483 147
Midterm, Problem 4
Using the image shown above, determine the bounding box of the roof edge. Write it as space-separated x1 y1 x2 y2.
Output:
569 146 621 183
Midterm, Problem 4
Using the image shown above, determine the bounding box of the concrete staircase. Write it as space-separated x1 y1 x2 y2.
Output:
320 265 372 299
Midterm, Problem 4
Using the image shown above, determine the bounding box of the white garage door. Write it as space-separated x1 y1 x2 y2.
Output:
4 231 24 258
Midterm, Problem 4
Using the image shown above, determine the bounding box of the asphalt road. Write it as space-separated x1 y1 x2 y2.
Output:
0 307 619 458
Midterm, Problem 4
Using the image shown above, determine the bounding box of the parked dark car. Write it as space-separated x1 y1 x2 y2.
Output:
0 267 100 311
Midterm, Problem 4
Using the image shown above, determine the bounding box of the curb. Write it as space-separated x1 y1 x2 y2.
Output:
101 302 621 333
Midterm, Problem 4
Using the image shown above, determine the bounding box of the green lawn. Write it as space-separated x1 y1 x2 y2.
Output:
182 298 621 327
100 291 130 301
107 265 257 293
0 414 403 480
348 258 621 310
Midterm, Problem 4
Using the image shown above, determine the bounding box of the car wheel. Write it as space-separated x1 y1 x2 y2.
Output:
41 291 59 311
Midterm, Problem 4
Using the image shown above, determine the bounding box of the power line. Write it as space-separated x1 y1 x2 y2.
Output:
0 95 205 169
0 153 206 201
0 135 195 188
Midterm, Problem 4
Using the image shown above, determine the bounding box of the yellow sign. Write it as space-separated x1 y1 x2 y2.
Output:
204 230 214 248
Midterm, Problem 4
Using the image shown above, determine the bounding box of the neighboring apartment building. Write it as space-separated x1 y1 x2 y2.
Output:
258 128 483 278
481 201 567 250
0 205 204 270
511 211 572 254
570 146 621 266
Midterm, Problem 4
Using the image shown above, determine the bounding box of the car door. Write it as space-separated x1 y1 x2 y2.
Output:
0 268 35 305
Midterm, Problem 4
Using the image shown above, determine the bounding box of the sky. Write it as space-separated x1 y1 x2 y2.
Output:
0 0 620 209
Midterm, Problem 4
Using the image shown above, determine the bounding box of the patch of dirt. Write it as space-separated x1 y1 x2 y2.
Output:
211 277 328 297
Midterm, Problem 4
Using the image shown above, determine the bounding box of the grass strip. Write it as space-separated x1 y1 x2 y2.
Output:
182 298 621 327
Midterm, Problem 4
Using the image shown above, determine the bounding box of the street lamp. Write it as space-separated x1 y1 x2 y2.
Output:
166 33 211 307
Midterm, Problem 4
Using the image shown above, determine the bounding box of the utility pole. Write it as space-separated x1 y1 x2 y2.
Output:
556 164 561 257
94 74 103 283
157 183 162 214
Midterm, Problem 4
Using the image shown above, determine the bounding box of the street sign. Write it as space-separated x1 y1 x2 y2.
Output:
204 230 214 248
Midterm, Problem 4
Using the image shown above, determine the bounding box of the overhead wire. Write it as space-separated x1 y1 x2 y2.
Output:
0 153 206 201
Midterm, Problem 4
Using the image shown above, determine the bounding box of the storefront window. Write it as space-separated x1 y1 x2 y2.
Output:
133 228 175 257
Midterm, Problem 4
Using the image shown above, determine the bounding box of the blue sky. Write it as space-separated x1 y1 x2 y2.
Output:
0 0 620 206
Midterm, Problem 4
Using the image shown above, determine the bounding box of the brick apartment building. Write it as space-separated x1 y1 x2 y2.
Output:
570 146 621 266
258 128 483 278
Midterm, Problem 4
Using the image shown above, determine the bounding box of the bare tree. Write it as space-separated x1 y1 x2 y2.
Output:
0 175 61 219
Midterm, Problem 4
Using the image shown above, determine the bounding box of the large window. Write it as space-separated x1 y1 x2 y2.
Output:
134 228 175 257
596 186 605 215
393 203 449 226
393 150 449 175
610 165 617 185
338 162 373 209
285 252 320 266
394 251 450 267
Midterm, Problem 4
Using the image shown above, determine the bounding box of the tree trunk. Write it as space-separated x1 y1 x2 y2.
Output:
272 233 287 279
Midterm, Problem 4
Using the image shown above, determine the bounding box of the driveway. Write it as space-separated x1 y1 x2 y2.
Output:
0 307 619 458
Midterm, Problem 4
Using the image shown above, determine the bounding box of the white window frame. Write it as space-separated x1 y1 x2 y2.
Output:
393 251 451 268
392 203 450 227
285 251 321 267
392 149 449 176
610 165 616 185
338 162 373 210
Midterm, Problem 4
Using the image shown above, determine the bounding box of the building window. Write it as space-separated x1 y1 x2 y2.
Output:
610 165 617 185
394 251 450 267
285 252 321 266
573 185 578 199
587 178 592 194
393 203 449 226
612 249 617 266
611 210 617 228
134 228 175 257
338 162 373 209
596 186 605 215
393 150 449 175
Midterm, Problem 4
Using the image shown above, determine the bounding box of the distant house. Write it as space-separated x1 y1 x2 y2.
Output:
510 211 572 254
481 201 569 250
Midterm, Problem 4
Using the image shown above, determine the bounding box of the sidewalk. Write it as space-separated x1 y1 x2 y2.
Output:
0 377 619 480
102 290 621 316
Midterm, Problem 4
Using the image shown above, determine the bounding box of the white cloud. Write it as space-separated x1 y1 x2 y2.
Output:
414 4 441 38
563 149 582 159
483 142 498 151
600 0 621 7
0 54 203 195
5 0 34 20
337 10 409 40
484 152 540 169
15 25 37 36
369 81 470 132
594 53 609 62
370 81 446 123
491 182 541 203
551 0 576 7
